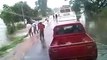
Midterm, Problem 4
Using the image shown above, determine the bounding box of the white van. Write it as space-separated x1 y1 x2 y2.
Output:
58 5 77 21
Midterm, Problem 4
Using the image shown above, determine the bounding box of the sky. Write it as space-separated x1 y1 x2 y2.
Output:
0 0 69 10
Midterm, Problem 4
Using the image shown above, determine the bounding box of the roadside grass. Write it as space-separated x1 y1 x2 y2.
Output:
0 35 26 56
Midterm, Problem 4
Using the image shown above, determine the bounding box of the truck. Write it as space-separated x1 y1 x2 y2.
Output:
49 21 97 60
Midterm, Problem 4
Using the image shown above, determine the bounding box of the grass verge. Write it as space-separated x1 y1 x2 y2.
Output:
0 35 26 56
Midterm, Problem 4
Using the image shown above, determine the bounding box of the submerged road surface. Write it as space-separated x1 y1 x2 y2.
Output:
23 16 107 60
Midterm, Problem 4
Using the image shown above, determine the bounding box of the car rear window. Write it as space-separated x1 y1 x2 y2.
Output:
54 24 84 35
60 9 70 13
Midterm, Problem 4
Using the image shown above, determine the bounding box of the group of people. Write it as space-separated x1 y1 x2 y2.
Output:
53 14 58 22
26 21 45 48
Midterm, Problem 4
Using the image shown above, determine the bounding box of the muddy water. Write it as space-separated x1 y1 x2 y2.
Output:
0 18 8 47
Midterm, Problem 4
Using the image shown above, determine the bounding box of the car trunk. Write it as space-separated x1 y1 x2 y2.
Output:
49 33 97 60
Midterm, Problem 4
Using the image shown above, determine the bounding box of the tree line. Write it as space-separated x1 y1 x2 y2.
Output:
69 0 107 28
70 0 107 44
0 0 53 34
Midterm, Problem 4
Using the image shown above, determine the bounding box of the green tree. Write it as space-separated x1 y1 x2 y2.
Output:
1 5 15 26
47 8 53 15
11 1 38 23
70 0 107 28
0 4 16 34
12 2 33 21
0 1 39 34
37 0 47 16
70 0 81 21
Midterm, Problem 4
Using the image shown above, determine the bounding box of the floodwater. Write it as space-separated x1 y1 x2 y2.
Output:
23 15 107 60
0 18 8 47
88 20 107 45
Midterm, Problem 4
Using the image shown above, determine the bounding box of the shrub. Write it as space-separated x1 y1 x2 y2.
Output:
7 25 16 34
16 23 25 30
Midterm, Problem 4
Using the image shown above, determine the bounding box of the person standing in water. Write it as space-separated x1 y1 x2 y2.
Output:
38 22 46 48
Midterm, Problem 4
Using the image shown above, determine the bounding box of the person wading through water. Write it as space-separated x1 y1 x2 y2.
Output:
26 23 32 37
38 22 46 48
55 14 58 22
32 22 38 34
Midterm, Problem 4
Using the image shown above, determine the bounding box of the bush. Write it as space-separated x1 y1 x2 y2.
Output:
16 23 25 30
7 23 25 34
7 25 16 34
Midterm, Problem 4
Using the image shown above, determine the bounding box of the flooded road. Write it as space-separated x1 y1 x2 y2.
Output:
0 18 8 47
23 16 107 60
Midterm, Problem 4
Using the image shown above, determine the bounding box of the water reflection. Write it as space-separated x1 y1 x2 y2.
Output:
0 18 8 47
88 20 107 45
79 13 107 45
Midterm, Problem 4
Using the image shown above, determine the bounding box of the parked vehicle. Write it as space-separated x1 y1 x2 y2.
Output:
49 21 97 60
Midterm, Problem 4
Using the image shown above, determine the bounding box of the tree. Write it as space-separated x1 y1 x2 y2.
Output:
47 8 53 15
0 1 39 25
32 8 38 17
70 0 107 28
12 1 38 23
70 0 81 21
0 4 15 26
12 2 33 20
0 1 39 33
70 0 107 15
0 4 16 34
37 0 47 16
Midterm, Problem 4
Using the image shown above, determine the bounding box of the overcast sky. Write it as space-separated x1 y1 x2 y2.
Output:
0 0 69 10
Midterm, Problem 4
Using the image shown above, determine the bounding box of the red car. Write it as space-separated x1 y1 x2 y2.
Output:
49 21 97 60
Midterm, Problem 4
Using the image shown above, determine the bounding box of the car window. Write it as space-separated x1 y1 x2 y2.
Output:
55 24 84 35
65 9 70 12
60 10 65 13
60 9 70 13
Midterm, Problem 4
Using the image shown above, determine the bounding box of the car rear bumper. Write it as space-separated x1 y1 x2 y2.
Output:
49 55 97 60
49 42 97 60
